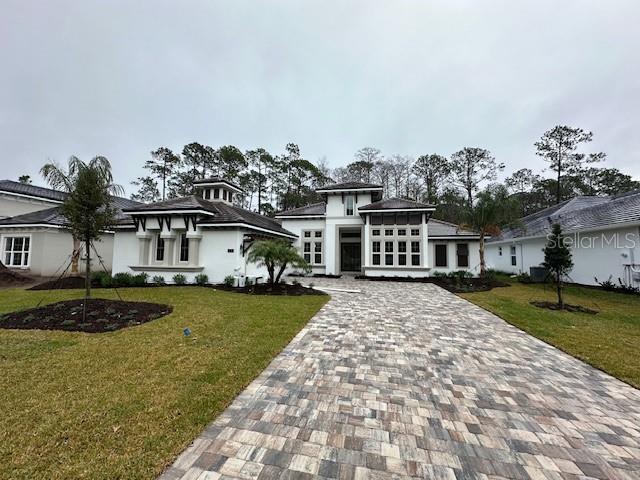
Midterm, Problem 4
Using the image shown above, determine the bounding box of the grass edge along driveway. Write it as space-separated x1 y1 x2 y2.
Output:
0 286 327 480
461 278 640 389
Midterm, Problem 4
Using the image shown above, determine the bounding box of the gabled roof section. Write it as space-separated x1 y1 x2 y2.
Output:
491 191 640 242
275 202 326 218
358 197 435 212
122 195 295 238
428 219 479 238
0 179 67 202
316 181 383 193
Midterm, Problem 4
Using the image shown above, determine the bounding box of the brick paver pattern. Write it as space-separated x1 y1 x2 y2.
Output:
161 279 640 479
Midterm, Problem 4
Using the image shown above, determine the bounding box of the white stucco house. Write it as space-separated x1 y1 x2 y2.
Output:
276 182 481 277
486 190 640 287
111 179 481 283
112 178 297 283
0 179 138 277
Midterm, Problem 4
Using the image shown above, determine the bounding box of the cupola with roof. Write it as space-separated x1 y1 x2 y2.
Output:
193 177 244 205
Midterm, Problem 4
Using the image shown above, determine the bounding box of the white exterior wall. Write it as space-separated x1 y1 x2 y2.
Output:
0 193 60 219
485 225 640 286
112 226 271 284
1 227 114 277
428 239 481 275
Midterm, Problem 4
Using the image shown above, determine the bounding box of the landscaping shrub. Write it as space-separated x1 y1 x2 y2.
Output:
172 274 186 285
432 271 448 279
517 272 532 284
112 272 134 287
194 273 208 286
132 273 148 287
483 269 498 283
152 275 166 285
91 271 112 288
223 275 235 287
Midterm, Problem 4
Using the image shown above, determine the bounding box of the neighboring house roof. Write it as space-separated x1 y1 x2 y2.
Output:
0 207 66 227
0 192 141 229
316 181 383 192
358 197 435 211
275 202 327 217
123 195 295 238
428 219 479 238
490 190 640 242
0 179 67 202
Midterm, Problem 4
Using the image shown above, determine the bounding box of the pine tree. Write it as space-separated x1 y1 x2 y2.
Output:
543 223 574 308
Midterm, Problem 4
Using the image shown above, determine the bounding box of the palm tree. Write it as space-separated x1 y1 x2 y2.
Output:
41 156 123 297
247 239 310 284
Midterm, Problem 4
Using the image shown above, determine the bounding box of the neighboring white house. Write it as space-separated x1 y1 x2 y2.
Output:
0 179 138 277
112 178 296 284
486 190 640 286
276 182 481 277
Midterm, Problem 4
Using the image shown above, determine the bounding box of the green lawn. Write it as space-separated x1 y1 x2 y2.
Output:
461 278 640 388
0 287 327 480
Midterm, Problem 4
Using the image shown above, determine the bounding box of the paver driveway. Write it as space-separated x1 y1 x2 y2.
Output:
161 279 640 479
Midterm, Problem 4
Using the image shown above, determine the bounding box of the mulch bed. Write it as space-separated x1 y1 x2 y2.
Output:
0 264 32 288
0 299 173 333
355 275 510 293
29 276 89 290
530 301 598 314
213 282 326 296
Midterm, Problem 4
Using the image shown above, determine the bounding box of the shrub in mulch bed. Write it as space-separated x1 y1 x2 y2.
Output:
213 282 326 296
0 299 173 333
530 301 598 314
355 275 510 293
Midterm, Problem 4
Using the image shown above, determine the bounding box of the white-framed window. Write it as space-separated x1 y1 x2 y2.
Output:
302 230 323 265
510 245 517 266
498 246 502 256
372 241 381 265
398 241 407 266
411 241 421 266
397 229 406 236
384 228 394 236
155 234 165 262
179 233 189 262
3 236 30 267
345 195 355 216
384 241 394 265
372 229 380 236
410 228 420 236
303 241 311 263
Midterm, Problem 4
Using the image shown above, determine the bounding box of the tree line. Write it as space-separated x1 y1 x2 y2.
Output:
131 125 639 224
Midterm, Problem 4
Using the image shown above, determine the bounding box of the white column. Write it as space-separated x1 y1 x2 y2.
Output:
325 222 337 275
422 213 429 268
363 215 370 268
136 233 151 265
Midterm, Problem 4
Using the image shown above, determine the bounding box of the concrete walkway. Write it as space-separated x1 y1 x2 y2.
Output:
161 279 640 479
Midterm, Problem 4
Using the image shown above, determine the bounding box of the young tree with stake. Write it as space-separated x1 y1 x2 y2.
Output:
543 223 574 309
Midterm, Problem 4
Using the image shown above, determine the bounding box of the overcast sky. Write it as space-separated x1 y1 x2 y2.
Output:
2 0 639 194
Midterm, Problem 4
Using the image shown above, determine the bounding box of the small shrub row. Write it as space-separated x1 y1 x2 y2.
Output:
91 271 209 287
595 276 640 295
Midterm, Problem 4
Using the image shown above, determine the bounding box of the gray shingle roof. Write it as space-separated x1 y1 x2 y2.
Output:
123 196 295 237
428 219 479 237
0 179 67 202
0 195 141 228
193 176 243 191
317 182 382 191
276 202 326 217
358 197 435 211
491 191 640 241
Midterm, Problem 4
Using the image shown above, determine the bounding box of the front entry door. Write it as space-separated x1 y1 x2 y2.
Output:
340 243 361 272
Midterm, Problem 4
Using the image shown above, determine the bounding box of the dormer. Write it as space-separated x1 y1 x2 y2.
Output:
316 182 383 218
194 177 243 205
